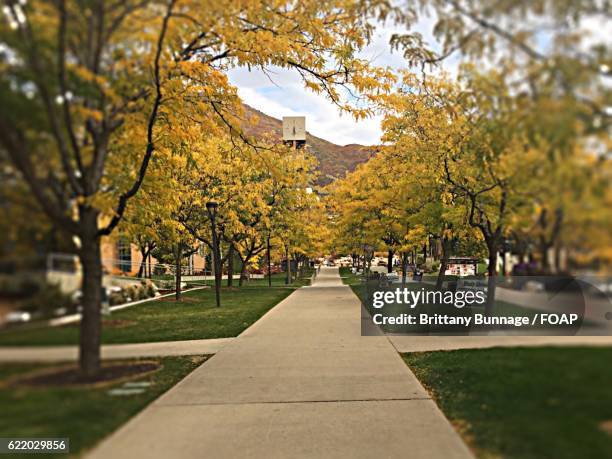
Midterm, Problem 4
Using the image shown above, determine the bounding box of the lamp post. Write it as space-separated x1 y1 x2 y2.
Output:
206 201 221 307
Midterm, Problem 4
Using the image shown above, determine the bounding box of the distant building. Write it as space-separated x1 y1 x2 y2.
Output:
444 257 478 277
282 116 306 149
101 239 206 277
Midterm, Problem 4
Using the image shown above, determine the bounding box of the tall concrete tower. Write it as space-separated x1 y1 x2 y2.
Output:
282 116 306 149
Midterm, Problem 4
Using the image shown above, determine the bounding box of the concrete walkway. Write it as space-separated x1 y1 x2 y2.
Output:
0 338 233 362
88 268 473 459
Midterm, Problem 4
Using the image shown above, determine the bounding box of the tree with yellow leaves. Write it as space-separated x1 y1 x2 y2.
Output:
0 0 396 377
383 69 549 312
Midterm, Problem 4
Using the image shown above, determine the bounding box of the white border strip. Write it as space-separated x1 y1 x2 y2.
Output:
48 286 209 327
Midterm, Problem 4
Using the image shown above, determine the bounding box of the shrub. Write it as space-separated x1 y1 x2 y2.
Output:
136 284 148 300
122 285 135 302
109 290 127 306
21 283 73 318
0 275 44 299
19 277 43 296
141 280 157 298
155 279 174 290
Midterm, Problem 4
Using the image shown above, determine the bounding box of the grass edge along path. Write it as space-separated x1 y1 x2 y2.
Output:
0 284 299 346
402 347 612 459
0 355 209 458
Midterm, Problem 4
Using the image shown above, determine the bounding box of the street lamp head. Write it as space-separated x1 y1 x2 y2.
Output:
206 201 218 210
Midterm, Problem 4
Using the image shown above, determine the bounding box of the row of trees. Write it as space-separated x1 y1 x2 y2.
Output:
327 0 611 314
0 0 393 377
329 63 611 313
120 133 327 300
1 0 609 376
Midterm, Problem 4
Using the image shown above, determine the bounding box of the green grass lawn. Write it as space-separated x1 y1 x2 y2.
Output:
0 355 207 458
0 286 296 346
403 347 612 459
339 266 362 286
344 269 563 332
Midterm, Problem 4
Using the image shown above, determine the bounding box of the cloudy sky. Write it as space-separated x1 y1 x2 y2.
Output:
227 18 439 146
227 9 609 147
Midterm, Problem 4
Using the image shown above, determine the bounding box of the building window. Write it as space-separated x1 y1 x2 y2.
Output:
117 239 131 273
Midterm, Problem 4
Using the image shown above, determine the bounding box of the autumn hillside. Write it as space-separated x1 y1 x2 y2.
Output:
243 105 377 185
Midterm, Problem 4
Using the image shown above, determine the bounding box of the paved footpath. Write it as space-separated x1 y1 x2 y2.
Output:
88 268 473 458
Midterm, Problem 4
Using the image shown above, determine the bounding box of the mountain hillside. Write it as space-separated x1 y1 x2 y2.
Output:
243 105 377 185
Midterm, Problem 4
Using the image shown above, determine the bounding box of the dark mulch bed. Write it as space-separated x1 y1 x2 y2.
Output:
10 362 160 388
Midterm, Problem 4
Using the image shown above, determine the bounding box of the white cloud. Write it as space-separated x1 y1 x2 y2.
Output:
227 21 414 146
228 7 612 146
228 66 385 145
227 15 447 146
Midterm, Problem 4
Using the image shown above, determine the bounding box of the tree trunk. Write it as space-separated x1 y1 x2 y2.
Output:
539 238 551 273
239 253 251 287
149 246 156 277
432 238 440 260
267 235 272 287
137 245 147 278
518 247 526 265
227 244 234 287
435 237 450 290
292 252 299 280
387 249 394 273
537 207 563 274
175 244 182 301
239 263 248 286
401 252 408 287
485 243 498 316
285 245 290 285
554 243 562 273
213 245 221 307
78 214 102 378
